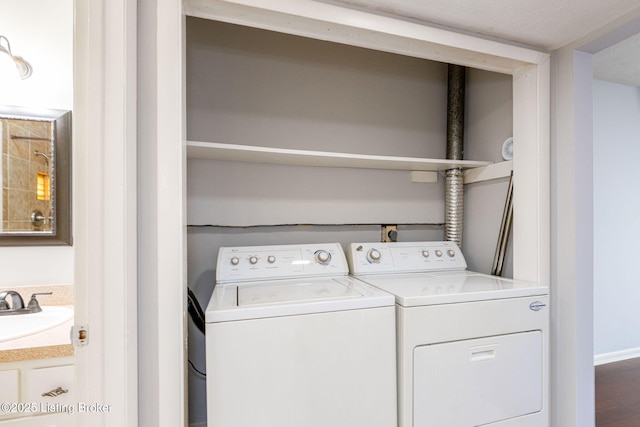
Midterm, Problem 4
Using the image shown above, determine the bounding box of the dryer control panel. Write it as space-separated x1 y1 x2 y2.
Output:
347 241 467 275
217 243 348 283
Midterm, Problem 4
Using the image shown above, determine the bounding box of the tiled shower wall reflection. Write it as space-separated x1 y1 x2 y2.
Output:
1 118 52 232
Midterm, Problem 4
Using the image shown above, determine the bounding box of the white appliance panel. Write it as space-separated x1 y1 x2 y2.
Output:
347 241 467 275
217 243 347 283
353 272 548 306
413 331 542 426
206 276 394 322
237 278 362 306
207 306 397 427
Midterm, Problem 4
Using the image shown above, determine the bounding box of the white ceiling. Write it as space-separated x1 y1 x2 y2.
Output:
593 32 640 86
327 0 640 86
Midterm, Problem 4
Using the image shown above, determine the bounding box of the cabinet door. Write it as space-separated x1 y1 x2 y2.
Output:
0 370 19 403
414 331 542 426
23 365 74 407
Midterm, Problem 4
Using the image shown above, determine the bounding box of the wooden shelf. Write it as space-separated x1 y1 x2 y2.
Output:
187 141 492 172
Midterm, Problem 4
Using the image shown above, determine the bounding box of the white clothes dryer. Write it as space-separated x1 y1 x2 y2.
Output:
347 241 549 427
206 243 398 427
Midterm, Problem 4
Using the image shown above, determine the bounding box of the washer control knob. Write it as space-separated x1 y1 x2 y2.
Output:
230 257 240 266
315 250 331 265
421 250 430 258
249 256 258 265
435 250 443 257
447 250 456 258
267 255 276 264
367 249 382 263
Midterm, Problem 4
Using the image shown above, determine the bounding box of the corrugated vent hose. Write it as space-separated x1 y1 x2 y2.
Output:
445 64 465 248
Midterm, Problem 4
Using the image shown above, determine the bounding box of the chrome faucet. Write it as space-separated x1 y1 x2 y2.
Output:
0 290 25 311
0 291 51 316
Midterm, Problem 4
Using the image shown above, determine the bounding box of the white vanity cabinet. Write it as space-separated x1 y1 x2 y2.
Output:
0 359 74 425
0 370 19 404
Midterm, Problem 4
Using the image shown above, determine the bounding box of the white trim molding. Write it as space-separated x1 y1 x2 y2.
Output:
138 0 187 426
74 0 138 425
595 348 640 366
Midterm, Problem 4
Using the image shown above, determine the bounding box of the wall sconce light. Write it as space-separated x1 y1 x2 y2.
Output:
0 35 32 80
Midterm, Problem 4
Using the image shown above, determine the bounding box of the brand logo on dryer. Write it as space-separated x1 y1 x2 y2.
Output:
529 301 546 311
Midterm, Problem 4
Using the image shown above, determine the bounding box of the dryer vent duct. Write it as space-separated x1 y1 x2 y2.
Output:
444 64 465 248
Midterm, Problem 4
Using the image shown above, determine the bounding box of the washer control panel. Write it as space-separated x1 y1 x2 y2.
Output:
347 241 467 275
217 243 348 283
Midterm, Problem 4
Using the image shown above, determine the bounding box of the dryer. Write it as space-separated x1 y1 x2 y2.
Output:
347 241 549 427
206 243 398 427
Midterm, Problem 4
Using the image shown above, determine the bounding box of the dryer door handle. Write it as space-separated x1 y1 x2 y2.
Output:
468 344 497 362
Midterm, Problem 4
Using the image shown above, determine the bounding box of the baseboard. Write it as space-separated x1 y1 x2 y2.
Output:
594 347 640 366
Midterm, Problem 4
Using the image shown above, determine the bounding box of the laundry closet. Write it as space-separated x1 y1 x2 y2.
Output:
179 2 549 425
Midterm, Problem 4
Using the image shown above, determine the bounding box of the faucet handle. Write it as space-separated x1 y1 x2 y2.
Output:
27 292 53 312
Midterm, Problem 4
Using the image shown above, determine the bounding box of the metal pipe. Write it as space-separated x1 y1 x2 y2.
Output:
445 64 466 248
34 150 50 165
446 65 465 161
11 135 51 141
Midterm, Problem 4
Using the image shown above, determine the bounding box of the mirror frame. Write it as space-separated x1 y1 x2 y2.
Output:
0 105 72 246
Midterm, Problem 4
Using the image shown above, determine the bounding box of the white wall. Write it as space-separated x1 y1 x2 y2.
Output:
0 0 74 286
186 18 448 228
593 78 640 360
464 69 514 276
0 0 73 109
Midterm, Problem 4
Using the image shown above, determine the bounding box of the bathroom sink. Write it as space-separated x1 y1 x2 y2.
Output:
0 306 74 343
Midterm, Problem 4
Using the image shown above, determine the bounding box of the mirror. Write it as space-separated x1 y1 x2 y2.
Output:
0 105 71 245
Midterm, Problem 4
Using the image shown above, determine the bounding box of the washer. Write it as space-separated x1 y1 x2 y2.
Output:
347 241 549 427
206 243 398 427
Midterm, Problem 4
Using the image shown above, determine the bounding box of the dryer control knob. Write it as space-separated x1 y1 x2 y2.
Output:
435 250 443 257
421 250 430 258
267 255 276 264
447 249 456 258
249 256 258 265
367 249 382 263
315 250 331 265
230 257 240 266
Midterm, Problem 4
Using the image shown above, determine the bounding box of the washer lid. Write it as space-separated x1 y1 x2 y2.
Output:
238 280 361 306
353 271 548 307
206 276 394 322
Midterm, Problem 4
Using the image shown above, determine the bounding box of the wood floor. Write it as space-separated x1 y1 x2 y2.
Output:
596 357 640 426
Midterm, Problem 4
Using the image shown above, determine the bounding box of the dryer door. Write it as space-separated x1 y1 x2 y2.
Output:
413 331 542 426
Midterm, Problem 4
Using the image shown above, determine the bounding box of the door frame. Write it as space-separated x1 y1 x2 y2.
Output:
74 0 139 425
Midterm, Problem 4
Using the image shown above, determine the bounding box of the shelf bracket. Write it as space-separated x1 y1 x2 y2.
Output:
463 160 513 184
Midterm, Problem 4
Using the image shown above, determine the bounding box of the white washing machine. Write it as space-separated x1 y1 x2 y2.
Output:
347 241 549 427
206 243 398 427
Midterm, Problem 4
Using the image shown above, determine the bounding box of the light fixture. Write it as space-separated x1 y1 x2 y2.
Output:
0 35 32 80
36 172 51 201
